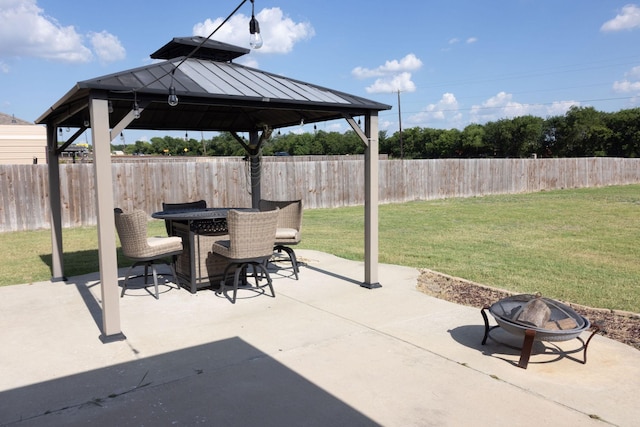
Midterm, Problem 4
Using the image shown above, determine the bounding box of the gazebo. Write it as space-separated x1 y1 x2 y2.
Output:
36 36 392 341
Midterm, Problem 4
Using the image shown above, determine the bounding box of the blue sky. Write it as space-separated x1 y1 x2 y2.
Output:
1 0 640 142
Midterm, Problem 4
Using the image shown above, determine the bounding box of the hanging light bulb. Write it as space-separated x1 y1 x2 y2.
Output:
108 101 114 114
168 86 179 107
132 92 141 119
249 0 263 49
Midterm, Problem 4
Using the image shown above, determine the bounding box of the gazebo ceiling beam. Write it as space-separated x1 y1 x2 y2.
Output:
48 100 89 128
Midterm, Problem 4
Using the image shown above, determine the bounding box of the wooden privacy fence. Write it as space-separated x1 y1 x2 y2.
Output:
2 157 640 233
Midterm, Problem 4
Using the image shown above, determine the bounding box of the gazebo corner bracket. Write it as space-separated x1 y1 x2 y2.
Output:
55 126 88 156
109 101 149 142
343 113 368 146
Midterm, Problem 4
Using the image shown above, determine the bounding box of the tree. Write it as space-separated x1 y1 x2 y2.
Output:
510 115 544 157
560 106 612 157
434 128 461 158
541 115 564 157
114 106 640 159
604 108 640 157
207 132 246 156
460 124 487 157
483 119 512 157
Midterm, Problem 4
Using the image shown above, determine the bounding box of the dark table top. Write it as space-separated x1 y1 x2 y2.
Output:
151 207 255 221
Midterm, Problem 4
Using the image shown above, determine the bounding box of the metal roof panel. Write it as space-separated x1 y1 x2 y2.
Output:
37 39 391 130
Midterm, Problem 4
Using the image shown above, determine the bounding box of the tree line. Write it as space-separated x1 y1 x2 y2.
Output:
112 106 640 159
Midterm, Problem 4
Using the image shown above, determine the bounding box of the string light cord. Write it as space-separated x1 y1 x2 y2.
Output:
112 0 250 97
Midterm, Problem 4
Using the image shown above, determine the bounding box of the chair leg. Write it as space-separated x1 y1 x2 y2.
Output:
255 262 275 298
274 245 299 280
151 264 160 299
217 263 235 295
218 262 242 303
231 263 247 304
169 260 180 291
121 259 177 299
144 264 150 285
121 264 137 297
217 261 275 303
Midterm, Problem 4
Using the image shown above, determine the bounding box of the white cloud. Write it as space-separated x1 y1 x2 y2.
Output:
545 100 581 116
469 92 580 123
613 65 640 93
352 53 423 79
466 37 478 44
0 0 126 65
408 93 462 126
601 4 640 32
325 122 344 132
627 65 640 79
353 54 422 94
380 119 394 131
193 7 314 55
89 31 125 64
365 72 416 94
448 38 460 45
613 80 640 92
0 61 9 73
238 57 259 69
0 0 91 62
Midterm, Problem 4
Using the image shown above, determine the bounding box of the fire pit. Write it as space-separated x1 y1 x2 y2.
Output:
481 293 599 369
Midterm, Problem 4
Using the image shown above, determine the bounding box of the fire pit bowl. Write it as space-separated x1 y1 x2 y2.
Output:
481 294 599 369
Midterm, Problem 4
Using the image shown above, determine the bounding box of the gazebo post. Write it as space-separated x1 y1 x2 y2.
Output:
46 124 65 281
90 96 125 342
363 112 381 288
249 130 261 209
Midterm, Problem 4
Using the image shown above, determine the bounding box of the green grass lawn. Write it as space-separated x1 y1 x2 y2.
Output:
1 185 639 312
297 185 640 312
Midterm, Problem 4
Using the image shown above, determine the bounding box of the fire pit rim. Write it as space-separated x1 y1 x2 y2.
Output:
487 293 591 342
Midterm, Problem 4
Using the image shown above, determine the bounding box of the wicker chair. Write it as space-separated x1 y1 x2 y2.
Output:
161 200 207 235
211 209 279 303
114 208 183 299
259 199 303 279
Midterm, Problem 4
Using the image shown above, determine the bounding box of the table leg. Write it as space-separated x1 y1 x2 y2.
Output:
189 224 197 293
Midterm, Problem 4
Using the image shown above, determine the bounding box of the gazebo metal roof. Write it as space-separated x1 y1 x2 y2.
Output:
37 37 390 132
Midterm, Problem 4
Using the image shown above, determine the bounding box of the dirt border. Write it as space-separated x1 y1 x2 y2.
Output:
416 268 640 352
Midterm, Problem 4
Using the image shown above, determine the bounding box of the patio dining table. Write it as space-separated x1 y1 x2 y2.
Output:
152 207 256 293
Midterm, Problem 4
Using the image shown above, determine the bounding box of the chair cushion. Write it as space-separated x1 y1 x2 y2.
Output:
275 227 298 239
147 236 183 252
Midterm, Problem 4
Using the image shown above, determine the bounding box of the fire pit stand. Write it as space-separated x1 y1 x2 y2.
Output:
480 294 600 369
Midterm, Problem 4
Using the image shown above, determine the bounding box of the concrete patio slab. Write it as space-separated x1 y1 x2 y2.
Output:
1 250 638 426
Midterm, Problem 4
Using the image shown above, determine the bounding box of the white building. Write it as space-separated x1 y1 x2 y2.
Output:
0 112 47 164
